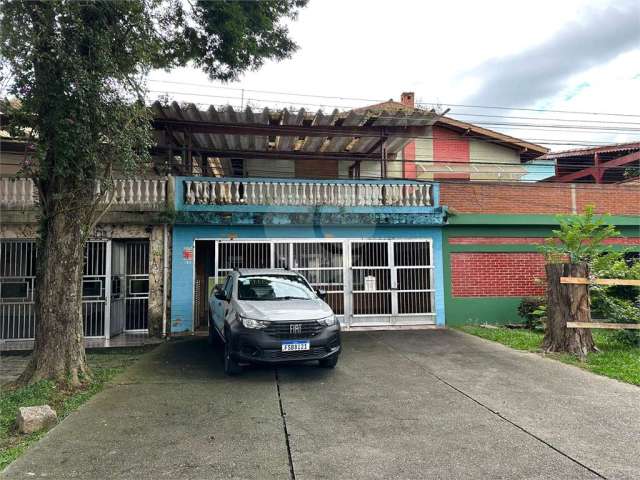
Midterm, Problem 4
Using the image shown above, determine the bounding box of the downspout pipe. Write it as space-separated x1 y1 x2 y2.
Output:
162 222 168 337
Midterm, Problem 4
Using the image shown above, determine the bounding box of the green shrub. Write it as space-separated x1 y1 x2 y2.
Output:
517 297 546 329
590 250 640 346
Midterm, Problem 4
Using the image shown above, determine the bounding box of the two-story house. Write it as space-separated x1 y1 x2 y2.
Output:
3 94 636 348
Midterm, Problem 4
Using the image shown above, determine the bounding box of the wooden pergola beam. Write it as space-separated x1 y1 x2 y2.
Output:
152 118 431 138
553 150 640 183
560 277 640 286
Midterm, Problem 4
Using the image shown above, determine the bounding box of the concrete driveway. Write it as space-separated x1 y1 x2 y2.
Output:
2 330 639 479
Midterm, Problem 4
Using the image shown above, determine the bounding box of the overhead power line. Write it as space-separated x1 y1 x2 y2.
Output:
153 113 636 147
146 78 640 119
145 90 640 135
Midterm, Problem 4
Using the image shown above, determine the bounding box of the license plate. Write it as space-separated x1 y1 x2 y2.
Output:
281 340 310 352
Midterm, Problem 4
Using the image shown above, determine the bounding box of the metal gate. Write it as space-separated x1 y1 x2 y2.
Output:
215 240 345 317
0 238 150 340
350 240 435 327
209 238 435 328
82 240 109 337
110 241 126 337
124 241 149 331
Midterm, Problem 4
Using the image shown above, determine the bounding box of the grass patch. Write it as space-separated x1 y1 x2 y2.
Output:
458 326 544 351
457 326 640 386
0 346 155 470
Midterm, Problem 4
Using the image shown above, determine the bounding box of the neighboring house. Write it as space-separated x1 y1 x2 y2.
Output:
0 177 169 342
353 92 551 182
439 182 640 325
541 141 640 183
1 98 638 347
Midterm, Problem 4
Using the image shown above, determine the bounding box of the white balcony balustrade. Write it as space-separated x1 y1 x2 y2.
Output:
0 177 167 209
0 178 36 208
184 179 432 208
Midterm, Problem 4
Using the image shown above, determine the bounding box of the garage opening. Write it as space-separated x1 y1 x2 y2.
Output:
194 238 436 329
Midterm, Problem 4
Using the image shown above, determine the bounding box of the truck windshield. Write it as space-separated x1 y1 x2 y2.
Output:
237 275 314 301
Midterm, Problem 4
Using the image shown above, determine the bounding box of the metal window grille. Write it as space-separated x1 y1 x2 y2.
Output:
1 238 150 340
0 239 108 339
0 240 37 339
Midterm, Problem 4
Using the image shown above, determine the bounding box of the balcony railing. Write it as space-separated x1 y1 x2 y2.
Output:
0 177 167 209
184 178 433 207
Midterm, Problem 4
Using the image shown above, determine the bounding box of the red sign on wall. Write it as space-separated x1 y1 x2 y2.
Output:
183 247 193 262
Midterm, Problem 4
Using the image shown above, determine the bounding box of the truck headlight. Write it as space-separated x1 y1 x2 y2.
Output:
240 316 270 329
318 315 336 326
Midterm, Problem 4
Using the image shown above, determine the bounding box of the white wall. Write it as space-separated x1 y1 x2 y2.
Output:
469 138 519 165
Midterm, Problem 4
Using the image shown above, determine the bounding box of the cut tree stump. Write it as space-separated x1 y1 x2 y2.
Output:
542 262 596 359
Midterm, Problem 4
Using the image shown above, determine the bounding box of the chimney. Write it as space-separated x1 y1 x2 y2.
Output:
400 92 416 179
400 92 415 108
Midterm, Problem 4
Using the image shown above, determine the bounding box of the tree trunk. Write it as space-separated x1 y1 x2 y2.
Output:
542 262 596 359
18 200 90 386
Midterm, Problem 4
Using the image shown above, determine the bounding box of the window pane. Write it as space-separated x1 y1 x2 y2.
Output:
82 280 102 298
128 279 149 295
1 281 28 300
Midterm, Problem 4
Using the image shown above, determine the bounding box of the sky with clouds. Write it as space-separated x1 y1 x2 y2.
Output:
148 0 640 152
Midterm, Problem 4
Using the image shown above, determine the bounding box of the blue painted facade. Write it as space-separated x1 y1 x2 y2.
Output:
171 177 448 333
522 160 556 182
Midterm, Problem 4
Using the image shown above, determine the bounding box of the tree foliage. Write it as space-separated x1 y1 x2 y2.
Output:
540 205 619 264
591 250 640 345
1 0 307 204
0 0 307 385
540 207 640 349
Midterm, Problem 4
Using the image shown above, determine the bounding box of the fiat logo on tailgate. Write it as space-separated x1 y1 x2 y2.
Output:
290 324 302 334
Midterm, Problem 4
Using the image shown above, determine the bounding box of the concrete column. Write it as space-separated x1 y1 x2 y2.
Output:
147 225 164 337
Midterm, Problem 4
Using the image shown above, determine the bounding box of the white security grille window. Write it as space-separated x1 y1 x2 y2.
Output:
1 239 151 340
0 240 37 339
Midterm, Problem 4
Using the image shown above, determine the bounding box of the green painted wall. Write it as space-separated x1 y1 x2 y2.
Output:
445 297 524 326
442 214 640 326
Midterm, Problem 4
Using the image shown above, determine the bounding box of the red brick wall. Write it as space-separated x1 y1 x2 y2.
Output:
402 140 417 179
451 252 546 297
449 237 640 245
432 126 470 181
440 183 640 216
433 126 469 162
576 185 640 216
440 183 571 214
